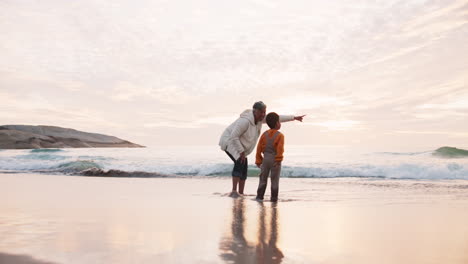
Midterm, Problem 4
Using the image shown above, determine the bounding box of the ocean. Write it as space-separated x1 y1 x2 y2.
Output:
0 145 467 180
2 146 468 264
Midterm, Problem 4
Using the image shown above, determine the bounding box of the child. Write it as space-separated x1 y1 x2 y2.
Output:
255 112 284 202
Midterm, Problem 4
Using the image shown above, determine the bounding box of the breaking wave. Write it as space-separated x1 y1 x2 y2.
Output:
30 148 64 153
0 147 467 179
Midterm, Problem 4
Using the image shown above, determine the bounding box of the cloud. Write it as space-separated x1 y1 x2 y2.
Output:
195 115 238 126
273 95 352 114
110 82 148 102
143 122 200 129
394 130 468 138
110 81 195 104
418 101 468 110
410 80 468 119
416 91 468 110
142 113 239 128
1 0 467 147
401 0 468 39
306 120 362 131
361 42 432 66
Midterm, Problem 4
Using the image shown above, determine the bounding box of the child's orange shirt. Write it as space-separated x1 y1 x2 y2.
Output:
255 129 284 166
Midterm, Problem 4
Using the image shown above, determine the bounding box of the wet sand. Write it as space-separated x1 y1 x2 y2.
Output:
1 173 468 263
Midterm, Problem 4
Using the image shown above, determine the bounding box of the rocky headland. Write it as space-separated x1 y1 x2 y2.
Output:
0 125 144 149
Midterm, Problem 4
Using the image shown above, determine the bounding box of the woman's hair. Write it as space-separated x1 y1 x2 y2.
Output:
252 101 266 110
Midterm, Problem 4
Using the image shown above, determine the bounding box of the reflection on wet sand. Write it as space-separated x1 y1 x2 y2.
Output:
219 198 284 264
256 203 284 264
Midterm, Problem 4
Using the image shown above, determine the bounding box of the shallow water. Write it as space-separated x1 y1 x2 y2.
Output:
1 173 468 264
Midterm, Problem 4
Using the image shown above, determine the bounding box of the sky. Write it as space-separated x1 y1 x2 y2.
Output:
1 0 467 150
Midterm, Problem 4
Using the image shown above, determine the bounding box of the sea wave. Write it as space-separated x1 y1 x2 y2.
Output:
17 153 67 161
30 148 64 153
281 163 467 179
0 147 467 179
56 160 102 173
433 146 468 158
7 161 465 180
377 151 430 156
78 168 175 178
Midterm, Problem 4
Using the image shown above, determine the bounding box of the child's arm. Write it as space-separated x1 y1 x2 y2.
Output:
255 134 266 167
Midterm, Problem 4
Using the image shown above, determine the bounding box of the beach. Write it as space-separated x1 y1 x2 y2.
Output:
2 0 468 262
1 173 468 264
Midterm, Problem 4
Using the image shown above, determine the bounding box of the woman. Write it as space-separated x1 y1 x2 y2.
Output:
219 101 304 195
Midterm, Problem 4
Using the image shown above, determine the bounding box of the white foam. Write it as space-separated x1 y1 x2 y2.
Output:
0 147 467 179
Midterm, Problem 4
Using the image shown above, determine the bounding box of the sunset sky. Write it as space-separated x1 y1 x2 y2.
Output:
1 0 467 150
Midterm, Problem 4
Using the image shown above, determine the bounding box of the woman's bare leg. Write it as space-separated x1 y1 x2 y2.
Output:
232 177 239 192
238 179 246 194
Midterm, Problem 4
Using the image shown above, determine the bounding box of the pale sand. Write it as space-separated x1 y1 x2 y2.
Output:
1 173 468 264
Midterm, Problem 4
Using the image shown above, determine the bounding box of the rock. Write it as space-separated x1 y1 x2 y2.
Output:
0 125 144 149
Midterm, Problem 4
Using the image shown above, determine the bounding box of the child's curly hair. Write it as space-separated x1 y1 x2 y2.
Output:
266 112 279 129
